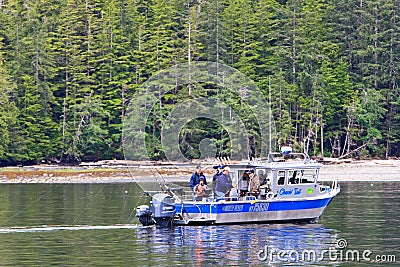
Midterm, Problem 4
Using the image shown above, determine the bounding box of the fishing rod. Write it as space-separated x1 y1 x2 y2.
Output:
147 165 183 201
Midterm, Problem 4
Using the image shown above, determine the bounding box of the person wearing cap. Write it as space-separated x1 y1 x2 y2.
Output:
212 165 224 195
190 165 207 191
212 165 224 181
215 166 234 198
193 177 208 201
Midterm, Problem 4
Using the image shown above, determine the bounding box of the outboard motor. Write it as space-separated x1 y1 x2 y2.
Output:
151 193 176 227
136 205 154 226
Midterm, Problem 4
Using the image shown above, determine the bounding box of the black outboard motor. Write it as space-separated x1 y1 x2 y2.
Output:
151 193 176 227
136 205 154 226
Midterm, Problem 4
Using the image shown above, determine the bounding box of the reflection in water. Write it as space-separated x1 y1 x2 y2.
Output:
135 223 337 266
0 182 398 266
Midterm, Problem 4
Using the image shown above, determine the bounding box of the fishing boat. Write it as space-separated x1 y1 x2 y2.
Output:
135 147 340 227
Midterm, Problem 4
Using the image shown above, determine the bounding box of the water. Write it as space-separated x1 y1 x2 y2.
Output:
0 182 398 266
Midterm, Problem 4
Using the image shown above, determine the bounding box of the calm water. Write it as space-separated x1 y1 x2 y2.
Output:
0 182 398 266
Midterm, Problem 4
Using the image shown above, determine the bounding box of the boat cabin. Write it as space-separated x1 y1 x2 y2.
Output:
223 151 327 200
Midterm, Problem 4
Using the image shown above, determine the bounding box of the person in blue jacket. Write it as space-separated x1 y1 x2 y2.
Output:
215 166 234 198
190 165 207 190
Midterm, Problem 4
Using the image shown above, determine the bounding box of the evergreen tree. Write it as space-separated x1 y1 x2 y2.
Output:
0 41 18 161
1 0 60 163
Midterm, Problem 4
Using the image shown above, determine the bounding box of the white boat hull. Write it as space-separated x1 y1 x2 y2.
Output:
174 189 339 225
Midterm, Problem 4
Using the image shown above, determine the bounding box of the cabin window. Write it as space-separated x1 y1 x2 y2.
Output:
299 169 317 183
256 169 271 186
277 170 285 185
288 170 300 185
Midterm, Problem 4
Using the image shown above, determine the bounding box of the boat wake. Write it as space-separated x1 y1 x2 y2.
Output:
0 224 140 233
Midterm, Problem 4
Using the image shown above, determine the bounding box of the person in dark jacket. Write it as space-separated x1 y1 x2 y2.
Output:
189 165 207 190
212 165 224 181
212 165 224 195
215 166 234 198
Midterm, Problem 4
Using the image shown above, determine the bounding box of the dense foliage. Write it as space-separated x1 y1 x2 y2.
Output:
0 0 400 164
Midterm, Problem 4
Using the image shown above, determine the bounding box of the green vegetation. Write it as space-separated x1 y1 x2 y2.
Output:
0 0 399 164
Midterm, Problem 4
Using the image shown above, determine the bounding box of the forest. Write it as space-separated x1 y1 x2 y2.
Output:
0 0 399 164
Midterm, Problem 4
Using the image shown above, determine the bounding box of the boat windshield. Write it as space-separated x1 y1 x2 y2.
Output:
296 169 318 183
276 169 319 186
255 168 272 185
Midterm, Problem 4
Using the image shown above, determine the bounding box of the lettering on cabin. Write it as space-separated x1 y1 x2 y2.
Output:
279 187 302 196
222 205 244 212
249 202 269 212
294 188 302 195
279 188 292 196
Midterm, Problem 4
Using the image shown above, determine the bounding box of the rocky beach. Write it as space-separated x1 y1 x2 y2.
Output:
1 159 400 183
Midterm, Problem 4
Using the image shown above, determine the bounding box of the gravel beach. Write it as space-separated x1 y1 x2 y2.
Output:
1 159 400 183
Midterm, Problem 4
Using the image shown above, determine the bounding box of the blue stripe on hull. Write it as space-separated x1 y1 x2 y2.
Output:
268 198 331 211
175 197 333 215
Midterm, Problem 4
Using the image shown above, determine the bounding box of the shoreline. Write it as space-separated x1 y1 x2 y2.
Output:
1 159 400 183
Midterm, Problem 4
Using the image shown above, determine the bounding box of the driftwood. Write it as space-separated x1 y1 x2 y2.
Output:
338 142 369 159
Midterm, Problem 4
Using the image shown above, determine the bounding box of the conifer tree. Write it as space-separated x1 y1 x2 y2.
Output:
0 40 18 161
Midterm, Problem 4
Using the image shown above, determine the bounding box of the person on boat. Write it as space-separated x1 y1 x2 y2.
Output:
239 172 250 197
212 165 224 195
289 170 299 184
258 171 267 186
190 165 207 200
213 165 224 180
248 169 260 195
193 177 208 201
215 166 234 198
190 165 207 190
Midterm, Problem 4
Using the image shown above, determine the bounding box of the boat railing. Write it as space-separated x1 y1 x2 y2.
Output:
268 152 310 163
251 152 311 165
331 179 339 191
